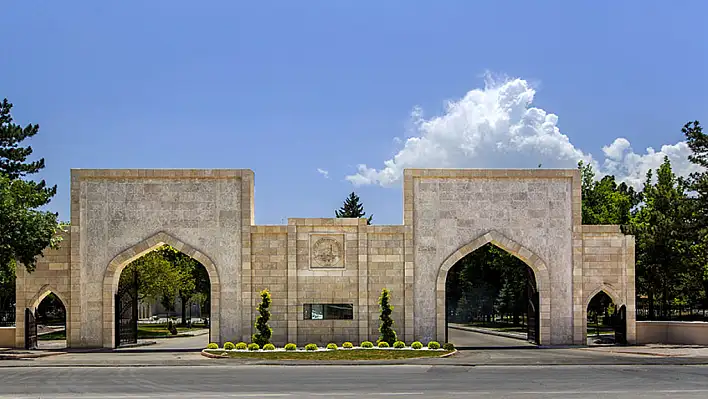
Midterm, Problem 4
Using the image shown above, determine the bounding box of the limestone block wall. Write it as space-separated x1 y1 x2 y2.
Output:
580 225 636 343
288 218 362 346
365 226 406 342
71 169 252 347
407 169 580 345
14 231 72 348
249 226 288 345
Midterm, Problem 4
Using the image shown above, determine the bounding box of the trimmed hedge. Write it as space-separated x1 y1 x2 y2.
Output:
305 343 318 351
411 341 423 349
206 343 218 350
223 342 236 350
235 342 248 350
248 343 260 351
326 343 338 350
263 343 276 351
361 341 374 348
378 341 390 348
342 342 354 349
393 341 406 349
284 343 297 351
427 341 441 350
442 342 455 351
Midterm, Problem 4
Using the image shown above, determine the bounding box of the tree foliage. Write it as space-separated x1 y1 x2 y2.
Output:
378 288 397 345
252 289 272 347
335 192 373 224
0 98 63 277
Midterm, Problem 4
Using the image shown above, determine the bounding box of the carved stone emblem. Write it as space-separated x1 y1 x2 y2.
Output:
311 237 343 268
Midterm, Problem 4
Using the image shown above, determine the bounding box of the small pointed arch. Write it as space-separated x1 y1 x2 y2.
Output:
101 231 221 348
28 284 68 311
584 284 623 309
435 230 551 344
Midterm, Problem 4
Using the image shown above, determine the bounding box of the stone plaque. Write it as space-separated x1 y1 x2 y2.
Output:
310 234 345 268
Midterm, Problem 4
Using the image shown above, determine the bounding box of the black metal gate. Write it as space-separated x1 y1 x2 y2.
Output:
115 268 138 347
526 267 540 345
25 308 37 350
615 305 627 345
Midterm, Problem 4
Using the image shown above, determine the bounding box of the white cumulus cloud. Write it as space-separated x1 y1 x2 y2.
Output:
345 77 701 189
317 168 329 179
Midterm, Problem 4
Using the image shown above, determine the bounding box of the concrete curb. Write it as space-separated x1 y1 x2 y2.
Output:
0 351 67 360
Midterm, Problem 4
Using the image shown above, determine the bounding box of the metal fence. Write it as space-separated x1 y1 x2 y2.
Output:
636 304 708 321
0 310 15 327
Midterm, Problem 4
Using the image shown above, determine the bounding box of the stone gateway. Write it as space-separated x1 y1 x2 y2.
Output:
14 168 636 348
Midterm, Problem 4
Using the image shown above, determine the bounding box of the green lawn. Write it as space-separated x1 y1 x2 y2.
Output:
38 330 66 340
205 349 452 360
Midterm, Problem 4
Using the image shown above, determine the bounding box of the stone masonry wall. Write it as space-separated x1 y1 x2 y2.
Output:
14 231 72 348
366 227 406 342
581 225 636 343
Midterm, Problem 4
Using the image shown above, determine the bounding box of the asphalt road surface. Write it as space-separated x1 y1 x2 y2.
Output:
1 365 707 398
447 326 534 347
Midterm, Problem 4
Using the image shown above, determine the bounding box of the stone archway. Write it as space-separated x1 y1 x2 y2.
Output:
435 230 551 344
583 284 625 345
101 231 222 348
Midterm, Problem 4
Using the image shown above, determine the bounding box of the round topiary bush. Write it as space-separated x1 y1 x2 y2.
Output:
342 342 354 349
378 341 390 348
305 343 318 351
393 340 406 349
223 342 235 350
263 343 276 351
442 342 455 351
361 341 374 348
326 343 338 350
284 343 297 351
206 343 218 350
248 343 260 351
427 341 441 349
411 341 423 349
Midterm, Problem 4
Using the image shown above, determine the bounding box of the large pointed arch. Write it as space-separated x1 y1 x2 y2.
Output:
101 231 221 348
435 230 551 344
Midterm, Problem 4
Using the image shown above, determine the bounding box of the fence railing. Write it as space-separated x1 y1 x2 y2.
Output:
636 304 708 322
0 310 15 327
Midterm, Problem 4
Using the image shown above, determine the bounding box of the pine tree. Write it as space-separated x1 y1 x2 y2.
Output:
252 289 272 346
335 192 373 224
1 98 62 275
378 288 397 345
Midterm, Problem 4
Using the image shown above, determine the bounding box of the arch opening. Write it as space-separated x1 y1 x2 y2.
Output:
443 242 540 348
32 290 67 350
103 232 221 349
586 289 627 345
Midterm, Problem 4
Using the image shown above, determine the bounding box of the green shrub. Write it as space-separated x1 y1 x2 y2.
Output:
284 343 297 351
223 342 235 350
305 343 318 351
393 341 406 349
378 288 398 345
235 342 248 350
252 289 273 347
263 343 276 351
427 341 441 349
248 343 260 351
326 343 338 350
342 342 354 349
361 341 374 348
442 343 455 351
378 341 390 348
206 343 218 350
411 341 423 349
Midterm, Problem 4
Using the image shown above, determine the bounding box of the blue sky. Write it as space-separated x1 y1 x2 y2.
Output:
2 1 707 225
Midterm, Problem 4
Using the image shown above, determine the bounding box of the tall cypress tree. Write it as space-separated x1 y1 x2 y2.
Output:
335 192 373 224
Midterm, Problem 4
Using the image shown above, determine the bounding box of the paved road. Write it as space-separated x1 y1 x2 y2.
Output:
0 364 707 398
117 330 209 352
448 326 534 347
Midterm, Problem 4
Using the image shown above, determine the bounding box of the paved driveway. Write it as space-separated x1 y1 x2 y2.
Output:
447 326 534 348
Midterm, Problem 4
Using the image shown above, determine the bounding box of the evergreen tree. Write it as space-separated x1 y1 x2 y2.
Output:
252 289 272 346
378 288 397 345
335 192 373 224
0 98 62 275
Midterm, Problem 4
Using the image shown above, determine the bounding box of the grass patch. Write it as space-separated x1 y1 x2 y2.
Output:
38 330 66 340
206 349 451 360
137 324 203 338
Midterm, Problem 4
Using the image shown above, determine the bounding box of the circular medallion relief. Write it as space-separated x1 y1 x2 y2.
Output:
312 237 343 267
